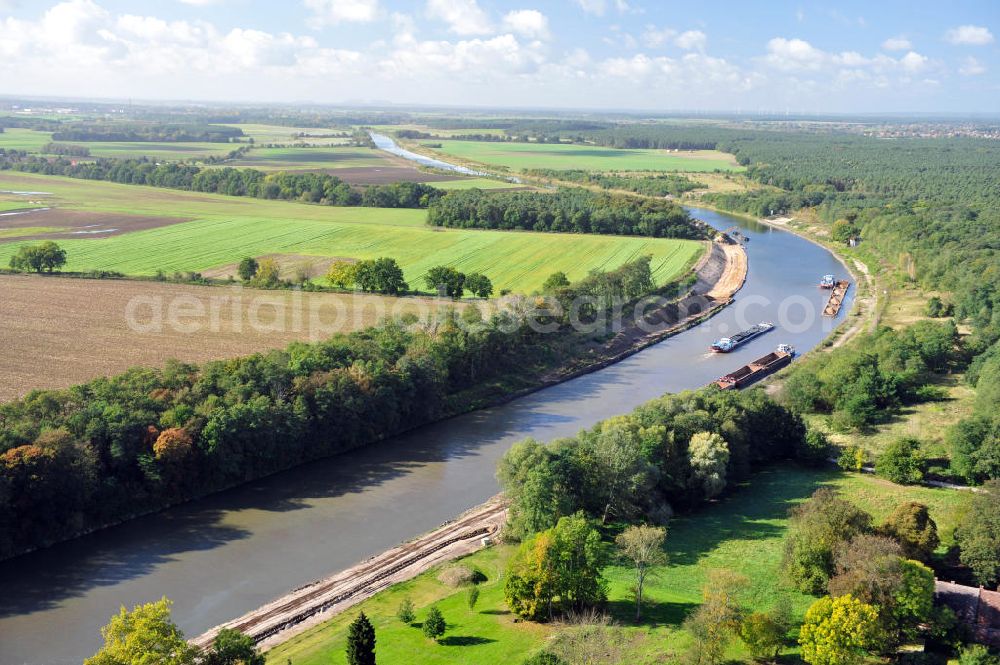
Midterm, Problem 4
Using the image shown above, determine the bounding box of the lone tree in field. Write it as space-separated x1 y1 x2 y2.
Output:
425 265 465 298
423 606 446 641
615 524 667 621
346 612 376 665
464 272 494 298
9 240 67 273
237 256 259 281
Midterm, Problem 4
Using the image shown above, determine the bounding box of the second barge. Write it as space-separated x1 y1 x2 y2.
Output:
714 345 795 390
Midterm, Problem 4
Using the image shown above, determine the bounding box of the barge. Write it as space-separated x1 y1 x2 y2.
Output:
822 280 850 317
714 344 795 390
710 321 774 353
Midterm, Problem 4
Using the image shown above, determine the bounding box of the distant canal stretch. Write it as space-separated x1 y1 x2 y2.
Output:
0 207 852 664
368 132 521 182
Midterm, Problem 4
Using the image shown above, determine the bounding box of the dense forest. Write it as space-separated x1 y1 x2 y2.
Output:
0 151 442 208
50 122 245 143
427 188 703 238
0 256 671 558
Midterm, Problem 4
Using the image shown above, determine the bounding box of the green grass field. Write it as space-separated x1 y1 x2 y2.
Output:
0 128 53 152
227 146 394 170
427 141 744 173
265 463 971 665
431 178 522 190
84 141 236 160
0 172 701 294
221 123 352 145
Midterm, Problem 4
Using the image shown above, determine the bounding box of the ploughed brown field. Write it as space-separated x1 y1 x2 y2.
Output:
0 207 188 242
0 275 463 402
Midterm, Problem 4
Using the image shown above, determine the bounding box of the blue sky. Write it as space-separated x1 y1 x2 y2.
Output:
0 0 997 113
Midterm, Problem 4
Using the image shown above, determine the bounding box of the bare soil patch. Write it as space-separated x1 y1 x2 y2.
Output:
0 274 459 402
0 208 188 242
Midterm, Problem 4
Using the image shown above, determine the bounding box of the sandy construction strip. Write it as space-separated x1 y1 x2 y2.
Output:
705 240 748 301
189 497 508 652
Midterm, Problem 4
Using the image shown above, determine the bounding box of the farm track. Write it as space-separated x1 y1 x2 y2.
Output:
190 497 508 651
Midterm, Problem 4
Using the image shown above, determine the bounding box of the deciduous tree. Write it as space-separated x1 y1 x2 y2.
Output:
615 524 667 620
84 597 197 665
798 594 882 665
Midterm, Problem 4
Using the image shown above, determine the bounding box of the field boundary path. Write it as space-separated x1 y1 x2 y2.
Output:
189 497 508 652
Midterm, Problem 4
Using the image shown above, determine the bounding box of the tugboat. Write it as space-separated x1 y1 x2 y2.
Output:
819 274 835 289
710 322 775 353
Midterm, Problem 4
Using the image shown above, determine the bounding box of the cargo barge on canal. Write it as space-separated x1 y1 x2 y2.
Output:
710 321 774 353
714 344 795 390
822 280 851 317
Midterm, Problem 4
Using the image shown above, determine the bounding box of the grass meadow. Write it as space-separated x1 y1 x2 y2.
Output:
0 172 702 294
265 463 971 665
427 141 744 173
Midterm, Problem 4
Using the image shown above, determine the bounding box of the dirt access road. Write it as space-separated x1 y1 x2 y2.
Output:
190 497 507 651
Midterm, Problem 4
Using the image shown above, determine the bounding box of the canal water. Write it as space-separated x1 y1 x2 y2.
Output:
0 208 851 663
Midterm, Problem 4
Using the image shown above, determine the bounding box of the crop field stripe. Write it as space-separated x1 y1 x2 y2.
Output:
0 173 702 293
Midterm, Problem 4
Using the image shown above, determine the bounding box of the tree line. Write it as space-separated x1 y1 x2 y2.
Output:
427 188 704 239
0 150 443 208
522 169 704 198
51 121 245 143
0 255 664 558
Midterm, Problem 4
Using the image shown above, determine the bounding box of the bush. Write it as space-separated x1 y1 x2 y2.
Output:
875 438 925 485
396 597 415 624
797 429 831 466
837 446 865 472
522 653 567 665
959 645 1000 665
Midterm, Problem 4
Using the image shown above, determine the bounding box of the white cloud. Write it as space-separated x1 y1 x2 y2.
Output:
959 56 986 76
763 37 826 70
944 25 994 45
426 0 492 35
574 0 606 15
379 33 544 78
881 36 911 51
641 25 675 48
899 50 927 73
177 0 224 5
675 29 706 51
303 0 379 26
502 9 549 39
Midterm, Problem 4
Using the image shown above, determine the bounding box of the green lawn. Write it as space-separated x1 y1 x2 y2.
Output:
266 464 971 664
0 128 53 152
0 172 701 294
427 141 744 173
